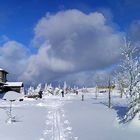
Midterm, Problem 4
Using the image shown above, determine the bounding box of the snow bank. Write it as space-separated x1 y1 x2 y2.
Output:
3 91 24 101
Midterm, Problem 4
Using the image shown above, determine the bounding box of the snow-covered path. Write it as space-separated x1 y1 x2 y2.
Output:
0 93 140 140
38 97 75 140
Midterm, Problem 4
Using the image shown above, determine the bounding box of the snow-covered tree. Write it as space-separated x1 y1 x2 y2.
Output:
95 75 101 99
35 83 42 93
115 72 127 98
47 83 54 95
54 87 61 95
58 84 61 89
117 39 140 122
63 81 68 94
43 83 48 95
27 86 35 95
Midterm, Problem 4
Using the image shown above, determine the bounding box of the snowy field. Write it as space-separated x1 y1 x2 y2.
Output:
0 91 140 140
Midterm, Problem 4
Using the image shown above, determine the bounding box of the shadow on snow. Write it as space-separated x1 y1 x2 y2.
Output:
95 100 128 124
112 105 128 123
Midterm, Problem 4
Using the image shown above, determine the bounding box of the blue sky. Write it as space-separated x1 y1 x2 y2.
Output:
0 0 140 45
0 0 140 86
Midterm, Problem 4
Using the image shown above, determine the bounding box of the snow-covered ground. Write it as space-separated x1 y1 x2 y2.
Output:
0 91 140 140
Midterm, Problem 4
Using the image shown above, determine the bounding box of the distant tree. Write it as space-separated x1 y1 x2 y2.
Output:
54 87 60 95
27 86 35 95
35 83 42 93
95 75 101 99
63 81 67 94
47 83 54 95
43 83 48 94
115 72 127 98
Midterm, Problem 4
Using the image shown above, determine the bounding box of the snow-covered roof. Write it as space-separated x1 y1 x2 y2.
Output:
0 68 4 71
0 68 8 73
5 82 23 87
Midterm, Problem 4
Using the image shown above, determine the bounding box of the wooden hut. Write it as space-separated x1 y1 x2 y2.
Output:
0 68 24 93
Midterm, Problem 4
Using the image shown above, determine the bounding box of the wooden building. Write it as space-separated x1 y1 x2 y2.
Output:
0 68 8 83
0 68 24 93
4 82 24 93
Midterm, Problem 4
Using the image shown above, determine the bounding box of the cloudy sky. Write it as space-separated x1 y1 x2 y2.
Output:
0 0 140 87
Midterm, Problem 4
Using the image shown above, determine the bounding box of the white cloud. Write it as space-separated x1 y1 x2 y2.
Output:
0 9 124 85
0 40 29 81
21 9 123 84
19 45 74 84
